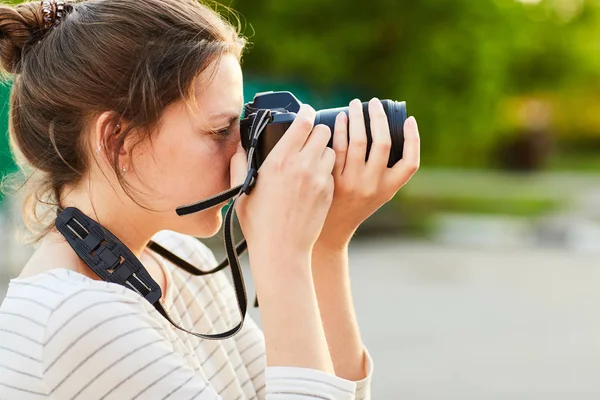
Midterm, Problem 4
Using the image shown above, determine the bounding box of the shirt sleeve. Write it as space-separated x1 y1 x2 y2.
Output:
42 285 359 400
354 348 374 400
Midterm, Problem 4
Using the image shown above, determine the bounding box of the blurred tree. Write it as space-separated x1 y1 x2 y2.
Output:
0 0 597 172
0 82 12 203
230 0 588 167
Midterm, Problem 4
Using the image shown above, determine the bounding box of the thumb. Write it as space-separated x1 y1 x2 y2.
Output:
230 143 248 188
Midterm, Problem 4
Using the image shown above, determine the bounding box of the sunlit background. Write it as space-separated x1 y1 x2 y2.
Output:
1 0 600 398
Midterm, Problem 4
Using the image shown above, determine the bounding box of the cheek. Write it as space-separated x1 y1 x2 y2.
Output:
173 140 234 194
133 141 203 194
210 139 238 180
134 135 239 209
207 133 240 167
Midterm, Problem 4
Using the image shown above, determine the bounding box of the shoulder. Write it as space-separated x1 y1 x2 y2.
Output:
1 269 164 362
3 268 146 315
4 268 161 329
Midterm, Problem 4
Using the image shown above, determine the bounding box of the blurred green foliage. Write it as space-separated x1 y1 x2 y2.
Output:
231 0 598 167
0 0 598 179
0 82 11 203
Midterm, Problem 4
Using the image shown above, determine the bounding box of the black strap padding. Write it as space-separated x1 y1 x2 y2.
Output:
55 207 162 306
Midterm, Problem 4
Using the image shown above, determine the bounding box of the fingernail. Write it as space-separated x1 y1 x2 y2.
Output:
337 111 347 123
407 116 418 132
370 97 383 109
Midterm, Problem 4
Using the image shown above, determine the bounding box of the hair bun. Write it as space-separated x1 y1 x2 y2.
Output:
0 3 45 75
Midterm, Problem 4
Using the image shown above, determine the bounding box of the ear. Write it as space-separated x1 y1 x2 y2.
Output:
93 112 129 169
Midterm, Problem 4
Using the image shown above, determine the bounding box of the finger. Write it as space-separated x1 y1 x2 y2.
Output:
366 98 392 172
230 142 249 188
271 104 316 155
319 146 337 175
388 116 420 187
301 124 332 161
332 111 349 177
343 98 368 177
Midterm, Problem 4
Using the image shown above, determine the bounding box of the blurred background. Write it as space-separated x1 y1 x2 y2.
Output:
2 0 600 398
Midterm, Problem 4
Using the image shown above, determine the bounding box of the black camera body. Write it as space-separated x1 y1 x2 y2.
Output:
240 91 407 168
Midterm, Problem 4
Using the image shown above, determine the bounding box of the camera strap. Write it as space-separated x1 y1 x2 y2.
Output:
55 109 272 340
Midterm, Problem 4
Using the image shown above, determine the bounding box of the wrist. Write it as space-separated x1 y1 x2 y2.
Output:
312 242 349 277
314 233 351 253
249 244 313 278
247 236 314 258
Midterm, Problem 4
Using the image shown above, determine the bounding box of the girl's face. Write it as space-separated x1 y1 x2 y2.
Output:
123 54 244 238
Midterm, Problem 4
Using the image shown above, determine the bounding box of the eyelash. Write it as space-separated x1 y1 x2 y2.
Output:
211 128 231 138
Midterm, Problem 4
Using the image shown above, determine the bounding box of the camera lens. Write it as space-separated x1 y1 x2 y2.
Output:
314 100 407 167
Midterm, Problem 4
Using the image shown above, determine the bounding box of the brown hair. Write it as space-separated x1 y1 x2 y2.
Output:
0 0 245 244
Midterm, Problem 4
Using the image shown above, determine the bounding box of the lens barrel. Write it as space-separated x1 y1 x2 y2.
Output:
240 95 408 169
314 100 407 168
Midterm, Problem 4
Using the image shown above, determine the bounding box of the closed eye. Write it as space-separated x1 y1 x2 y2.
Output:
212 127 230 137
206 115 240 139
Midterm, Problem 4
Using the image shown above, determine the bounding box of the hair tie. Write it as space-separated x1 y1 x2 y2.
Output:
41 0 67 30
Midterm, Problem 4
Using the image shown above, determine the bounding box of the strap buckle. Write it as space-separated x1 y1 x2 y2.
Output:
83 228 159 303
56 209 162 305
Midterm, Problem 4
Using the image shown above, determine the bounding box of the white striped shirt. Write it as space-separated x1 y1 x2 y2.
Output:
0 230 373 399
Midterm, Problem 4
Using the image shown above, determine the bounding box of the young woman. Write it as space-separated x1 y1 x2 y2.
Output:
0 0 420 399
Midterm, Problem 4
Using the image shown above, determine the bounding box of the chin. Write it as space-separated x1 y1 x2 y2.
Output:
178 207 224 238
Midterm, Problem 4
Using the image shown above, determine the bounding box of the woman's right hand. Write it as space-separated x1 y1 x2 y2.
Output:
231 104 336 258
230 105 337 373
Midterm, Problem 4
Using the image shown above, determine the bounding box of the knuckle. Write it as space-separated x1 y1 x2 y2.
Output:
297 160 312 177
333 136 348 152
295 115 314 132
404 164 418 176
410 159 421 173
409 134 421 145
337 180 351 193
344 181 359 194
309 175 325 192
361 186 378 199
351 136 368 148
374 140 391 152
269 154 285 171
334 146 347 157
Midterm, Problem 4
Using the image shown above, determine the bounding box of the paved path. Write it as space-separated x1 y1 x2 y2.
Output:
344 240 600 399
2 239 600 399
235 239 600 399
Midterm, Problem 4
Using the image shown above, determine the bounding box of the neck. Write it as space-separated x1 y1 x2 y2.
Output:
60 183 159 258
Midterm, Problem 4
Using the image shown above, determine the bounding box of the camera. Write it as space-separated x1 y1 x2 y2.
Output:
240 91 407 168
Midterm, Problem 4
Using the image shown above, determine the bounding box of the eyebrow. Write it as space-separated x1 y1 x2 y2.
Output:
209 111 241 125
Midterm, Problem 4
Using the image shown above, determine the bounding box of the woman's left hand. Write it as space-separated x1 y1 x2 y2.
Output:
316 98 421 250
